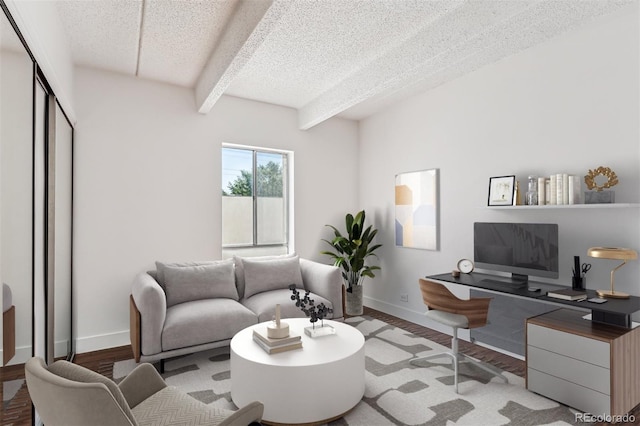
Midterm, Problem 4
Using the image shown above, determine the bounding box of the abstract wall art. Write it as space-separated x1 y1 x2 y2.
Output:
395 168 439 250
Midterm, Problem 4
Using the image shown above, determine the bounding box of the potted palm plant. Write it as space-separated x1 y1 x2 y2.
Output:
321 210 382 315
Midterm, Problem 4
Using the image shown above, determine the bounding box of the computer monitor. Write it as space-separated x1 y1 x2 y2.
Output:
474 222 559 282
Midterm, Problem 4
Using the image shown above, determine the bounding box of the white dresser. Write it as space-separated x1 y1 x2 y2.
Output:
526 309 640 416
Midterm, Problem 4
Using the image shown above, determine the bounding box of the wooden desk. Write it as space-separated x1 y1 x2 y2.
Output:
527 309 640 416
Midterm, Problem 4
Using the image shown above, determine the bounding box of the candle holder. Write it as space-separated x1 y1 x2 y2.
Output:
267 304 290 339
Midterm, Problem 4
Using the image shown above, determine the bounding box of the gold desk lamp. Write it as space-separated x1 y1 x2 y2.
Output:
587 247 638 299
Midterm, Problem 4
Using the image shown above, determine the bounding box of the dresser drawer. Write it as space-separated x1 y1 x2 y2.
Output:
527 323 609 368
528 368 610 415
527 345 610 394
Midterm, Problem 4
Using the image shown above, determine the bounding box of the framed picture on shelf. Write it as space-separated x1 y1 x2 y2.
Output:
488 175 516 206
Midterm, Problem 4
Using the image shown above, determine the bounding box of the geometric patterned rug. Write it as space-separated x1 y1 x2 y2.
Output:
113 316 589 425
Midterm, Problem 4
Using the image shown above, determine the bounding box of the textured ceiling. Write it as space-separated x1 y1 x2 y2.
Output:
53 0 634 130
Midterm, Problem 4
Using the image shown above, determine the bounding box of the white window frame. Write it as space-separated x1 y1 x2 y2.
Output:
221 143 294 256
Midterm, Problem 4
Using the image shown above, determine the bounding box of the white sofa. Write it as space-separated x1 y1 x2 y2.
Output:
130 255 343 366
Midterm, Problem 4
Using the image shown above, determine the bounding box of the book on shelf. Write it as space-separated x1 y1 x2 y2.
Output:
546 288 587 301
252 328 301 347
252 335 302 354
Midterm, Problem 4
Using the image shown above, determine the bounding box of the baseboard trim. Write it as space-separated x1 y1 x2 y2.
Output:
363 295 426 324
1 345 32 365
76 330 130 354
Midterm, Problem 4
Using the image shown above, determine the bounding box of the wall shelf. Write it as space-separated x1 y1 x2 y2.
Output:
487 203 640 210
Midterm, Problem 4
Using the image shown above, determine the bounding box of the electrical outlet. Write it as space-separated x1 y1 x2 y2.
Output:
400 293 408 302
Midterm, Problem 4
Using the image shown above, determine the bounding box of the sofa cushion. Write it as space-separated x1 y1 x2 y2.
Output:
242 255 304 299
242 288 334 322
163 260 238 307
233 253 296 299
162 299 257 351
155 260 218 290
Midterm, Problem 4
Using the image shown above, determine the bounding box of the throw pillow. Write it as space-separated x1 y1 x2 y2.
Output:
155 260 217 289
163 260 238 307
242 255 304 299
233 253 296 299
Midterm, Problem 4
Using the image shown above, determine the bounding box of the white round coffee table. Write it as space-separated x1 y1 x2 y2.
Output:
230 318 365 425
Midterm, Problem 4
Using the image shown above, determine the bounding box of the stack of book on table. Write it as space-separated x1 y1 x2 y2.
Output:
252 328 302 354
546 288 587 301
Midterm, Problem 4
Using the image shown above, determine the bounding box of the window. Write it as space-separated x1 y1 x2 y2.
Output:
222 145 291 257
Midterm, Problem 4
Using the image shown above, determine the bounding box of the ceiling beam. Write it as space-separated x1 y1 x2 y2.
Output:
195 0 291 114
298 0 630 130
295 0 471 130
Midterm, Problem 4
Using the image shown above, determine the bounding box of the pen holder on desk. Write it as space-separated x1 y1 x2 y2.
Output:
572 275 585 291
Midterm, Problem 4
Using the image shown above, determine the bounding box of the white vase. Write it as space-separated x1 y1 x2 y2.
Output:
345 285 363 316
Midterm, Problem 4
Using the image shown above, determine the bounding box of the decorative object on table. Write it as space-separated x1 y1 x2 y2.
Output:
289 284 335 337
321 210 382 315
253 305 302 354
588 246 638 299
487 175 515 206
571 255 586 290
267 304 290 339
252 335 302 354
546 288 587 301
584 166 617 204
394 169 439 250
456 259 474 274
253 328 300 348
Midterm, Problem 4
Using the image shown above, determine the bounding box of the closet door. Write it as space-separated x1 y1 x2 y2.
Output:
52 104 73 361
33 79 46 362
0 6 34 367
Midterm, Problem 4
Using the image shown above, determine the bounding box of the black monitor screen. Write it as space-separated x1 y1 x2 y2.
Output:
474 222 559 280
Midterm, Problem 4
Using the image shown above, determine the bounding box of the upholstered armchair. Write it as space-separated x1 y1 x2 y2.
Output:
25 357 264 426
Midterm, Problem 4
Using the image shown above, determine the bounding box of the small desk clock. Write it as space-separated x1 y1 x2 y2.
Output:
457 259 474 274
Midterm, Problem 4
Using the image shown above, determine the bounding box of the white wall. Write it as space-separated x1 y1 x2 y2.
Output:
73 68 359 352
359 4 640 325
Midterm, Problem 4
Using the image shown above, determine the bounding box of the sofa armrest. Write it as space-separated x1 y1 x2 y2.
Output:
131 272 166 357
118 363 167 409
300 259 344 319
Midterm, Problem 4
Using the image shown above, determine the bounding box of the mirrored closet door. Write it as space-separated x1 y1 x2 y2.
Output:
53 105 73 361
1 1 34 368
1 3 74 423
1 5 35 423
